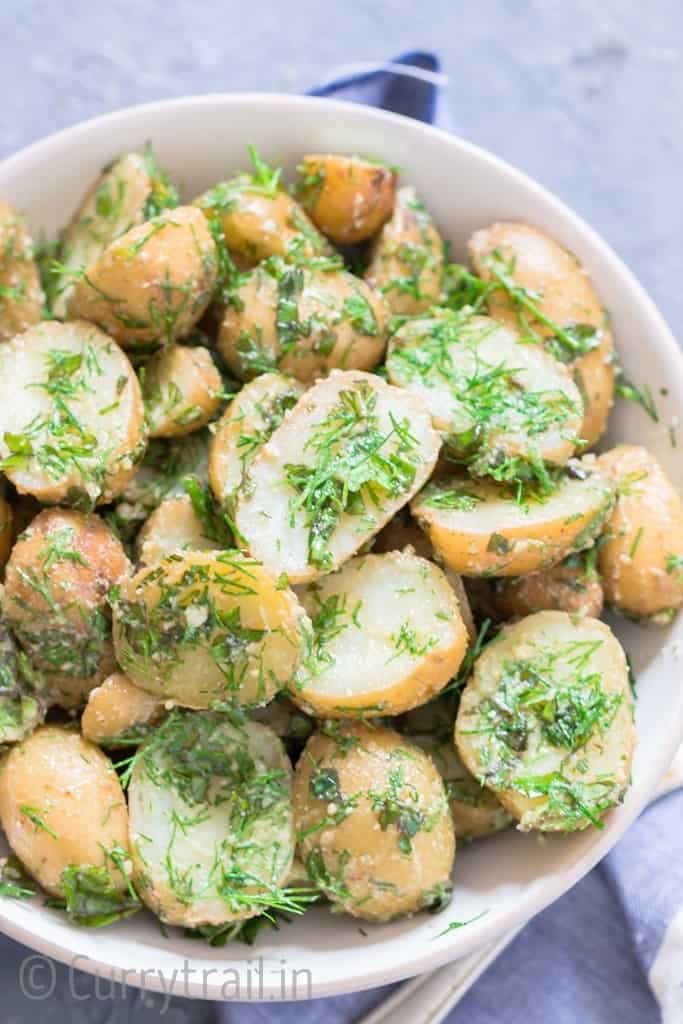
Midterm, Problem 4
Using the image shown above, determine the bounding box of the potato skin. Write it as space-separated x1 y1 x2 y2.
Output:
490 558 604 620
196 181 331 267
142 344 222 438
217 262 388 383
69 207 217 350
468 222 614 447
136 494 223 566
597 445 683 622
294 723 455 921
365 186 443 315
0 200 44 342
81 672 165 747
3 508 130 707
296 154 397 244
0 726 130 896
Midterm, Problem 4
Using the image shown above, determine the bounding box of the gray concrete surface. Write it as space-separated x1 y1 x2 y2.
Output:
0 1 680 1020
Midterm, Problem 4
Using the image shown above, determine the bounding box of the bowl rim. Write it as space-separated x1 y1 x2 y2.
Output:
0 90 681 1001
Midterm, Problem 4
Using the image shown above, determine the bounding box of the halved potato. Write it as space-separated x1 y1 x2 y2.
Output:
3 508 130 708
69 207 217 350
0 726 131 899
128 711 295 927
0 200 44 341
136 494 224 566
142 344 222 438
0 320 146 506
387 312 582 477
113 550 309 707
597 445 683 622
294 722 455 922
455 611 635 831
290 551 468 717
81 672 165 747
217 261 388 382
468 222 615 447
490 554 604 620
295 154 396 244
209 373 304 510
399 699 512 840
365 186 443 315
412 457 615 577
54 150 178 317
235 370 441 583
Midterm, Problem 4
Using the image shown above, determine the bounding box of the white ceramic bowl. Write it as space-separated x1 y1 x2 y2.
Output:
0 93 681 1003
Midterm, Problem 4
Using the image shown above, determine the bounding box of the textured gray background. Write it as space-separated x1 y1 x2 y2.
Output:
0 0 680 1020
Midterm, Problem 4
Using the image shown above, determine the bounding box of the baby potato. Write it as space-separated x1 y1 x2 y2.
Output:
0 726 131 899
412 457 615 577
128 711 295 927
209 373 304 511
81 672 165 747
136 494 224 566
69 207 217 350
142 344 222 438
490 554 604 620
0 320 146 507
113 550 308 708
294 722 455 922
3 508 130 708
217 260 388 383
290 551 468 718
365 186 443 315
235 370 441 583
399 699 512 840
196 171 332 267
468 222 614 447
387 311 583 477
0 200 44 341
597 445 683 622
295 154 397 244
54 150 178 317
455 611 635 831
372 508 476 642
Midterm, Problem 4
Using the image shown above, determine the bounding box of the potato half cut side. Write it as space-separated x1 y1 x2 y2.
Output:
54 150 177 317
293 722 455 922
387 311 583 477
455 611 635 831
217 261 388 383
209 373 305 510
128 712 295 927
365 186 443 315
235 370 441 583
0 727 133 910
113 550 309 707
598 445 683 623
0 320 146 506
399 699 512 840
0 200 44 341
411 457 615 577
468 221 614 447
294 154 397 244
290 551 468 717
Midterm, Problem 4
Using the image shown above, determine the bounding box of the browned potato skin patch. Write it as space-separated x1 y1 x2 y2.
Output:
3 508 130 706
0 726 130 897
468 222 614 447
0 200 44 343
69 207 217 350
365 186 443 315
598 445 683 621
490 561 604 621
297 154 397 244
293 723 455 922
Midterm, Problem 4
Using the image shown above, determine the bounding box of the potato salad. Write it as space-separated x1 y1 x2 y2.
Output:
0 144 679 943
